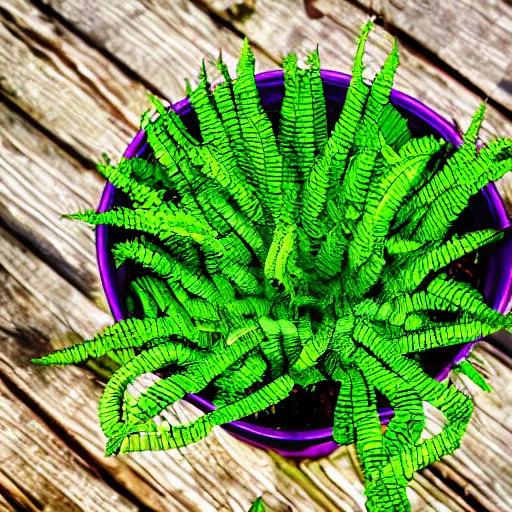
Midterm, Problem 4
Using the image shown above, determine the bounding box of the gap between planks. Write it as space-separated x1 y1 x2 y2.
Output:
342 0 512 115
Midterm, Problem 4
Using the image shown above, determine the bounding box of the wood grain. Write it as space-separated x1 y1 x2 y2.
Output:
1 0 512 509
299 347 512 512
0 0 274 304
0 0 274 164
472 341 512 432
0 378 137 512
2 219 511 510
0 0 147 160
0 493 16 512
425 396 512 512
43 0 276 98
350 0 512 112
1 0 511 307
0 103 105 301
300 451 475 512
201 0 512 217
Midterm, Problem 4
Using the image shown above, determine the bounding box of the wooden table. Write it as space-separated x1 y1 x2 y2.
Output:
1 0 512 510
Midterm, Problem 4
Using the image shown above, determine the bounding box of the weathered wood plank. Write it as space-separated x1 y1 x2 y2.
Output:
0 0 273 304
2 0 512 308
1 0 512 510
0 0 147 160
303 448 474 512
473 341 512 432
0 99 321 511
424 394 512 512
0 103 105 301
3 216 507 512
43 0 276 98
0 0 274 164
0 225 324 512
0 0 271 309
0 377 137 512
347 0 512 112
0 493 16 512
300 452 475 512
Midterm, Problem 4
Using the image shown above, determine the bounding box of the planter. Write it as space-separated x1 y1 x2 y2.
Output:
96 70 512 459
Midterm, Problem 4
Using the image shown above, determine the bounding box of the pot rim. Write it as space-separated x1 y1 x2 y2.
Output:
96 69 512 450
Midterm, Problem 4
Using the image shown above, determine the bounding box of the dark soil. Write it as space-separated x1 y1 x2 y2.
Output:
201 379 342 430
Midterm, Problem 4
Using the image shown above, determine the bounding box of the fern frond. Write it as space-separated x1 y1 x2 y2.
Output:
463 102 486 144
397 319 488 354
339 37 400 226
302 21 373 240
382 229 504 297
32 317 197 365
234 38 284 230
115 374 294 455
127 322 264 422
248 497 272 512
359 352 425 453
258 316 286 379
188 63 266 226
112 237 223 305
427 274 512 328
146 94 203 166
130 278 159 318
72 207 261 294
379 103 412 149
332 368 355 445
213 353 267 406
452 359 493 392
292 318 335 372
99 341 200 437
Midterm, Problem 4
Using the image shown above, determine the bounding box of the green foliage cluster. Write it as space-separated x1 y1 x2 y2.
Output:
34 21 512 511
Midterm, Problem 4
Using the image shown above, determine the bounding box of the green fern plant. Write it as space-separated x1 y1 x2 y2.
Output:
33 21 512 512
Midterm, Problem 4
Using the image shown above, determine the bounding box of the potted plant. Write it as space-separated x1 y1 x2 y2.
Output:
34 21 512 511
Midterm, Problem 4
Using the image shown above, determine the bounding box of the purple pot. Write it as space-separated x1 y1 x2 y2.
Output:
96 70 512 459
